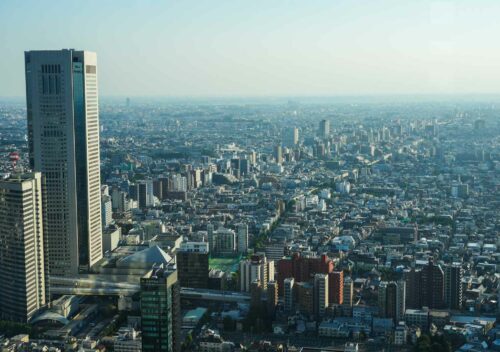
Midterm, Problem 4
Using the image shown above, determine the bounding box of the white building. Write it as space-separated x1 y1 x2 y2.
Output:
314 273 329 317
240 253 274 292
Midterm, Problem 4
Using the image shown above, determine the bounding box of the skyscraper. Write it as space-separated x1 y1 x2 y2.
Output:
444 263 463 310
0 173 47 322
274 145 283 164
319 119 330 139
141 266 181 352
25 49 102 276
283 127 299 147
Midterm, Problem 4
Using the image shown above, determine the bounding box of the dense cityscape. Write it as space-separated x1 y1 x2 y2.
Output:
0 48 499 352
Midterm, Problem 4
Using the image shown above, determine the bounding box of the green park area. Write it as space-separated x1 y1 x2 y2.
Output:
209 255 241 273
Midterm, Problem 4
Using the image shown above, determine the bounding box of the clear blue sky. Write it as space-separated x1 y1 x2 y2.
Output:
1 0 499 97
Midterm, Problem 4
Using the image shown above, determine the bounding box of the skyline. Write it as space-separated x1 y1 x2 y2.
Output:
2 0 500 98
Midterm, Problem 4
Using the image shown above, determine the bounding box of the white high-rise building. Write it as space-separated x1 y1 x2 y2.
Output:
314 273 329 318
239 253 274 292
237 223 248 254
25 49 103 275
0 173 47 322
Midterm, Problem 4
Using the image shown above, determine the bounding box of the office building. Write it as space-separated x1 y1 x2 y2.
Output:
25 49 102 275
141 266 181 352
176 242 209 289
444 263 463 310
0 173 47 322
239 253 274 292
379 281 406 322
237 223 248 254
329 271 344 305
138 179 154 208
274 145 283 164
319 119 330 138
314 273 329 318
283 127 299 147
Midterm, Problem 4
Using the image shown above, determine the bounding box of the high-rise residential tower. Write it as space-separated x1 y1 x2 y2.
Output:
314 273 329 318
25 49 103 275
0 173 47 322
444 263 463 310
379 281 406 322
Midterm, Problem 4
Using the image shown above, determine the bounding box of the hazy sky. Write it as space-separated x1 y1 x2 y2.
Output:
1 0 500 97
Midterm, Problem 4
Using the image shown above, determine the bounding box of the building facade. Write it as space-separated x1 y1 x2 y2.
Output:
141 267 181 352
0 173 47 322
25 49 103 275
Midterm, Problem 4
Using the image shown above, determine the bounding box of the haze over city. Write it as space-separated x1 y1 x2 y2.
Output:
2 0 500 98
1 1 500 352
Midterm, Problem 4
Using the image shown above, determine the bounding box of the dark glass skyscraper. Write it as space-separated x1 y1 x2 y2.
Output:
141 266 181 352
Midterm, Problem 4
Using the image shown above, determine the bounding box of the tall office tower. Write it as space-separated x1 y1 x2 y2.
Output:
141 266 181 352
421 259 445 309
0 173 47 322
379 281 406 322
444 263 463 310
267 281 279 317
138 179 154 208
25 50 102 275
314 273 329 318
284 278 295 312
273 145 283 164
328 271 344 304
343 276 354 307
176 242 209 289
239 253 274 292
237 223 248 254
318 119 330 139
283 127 299 147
